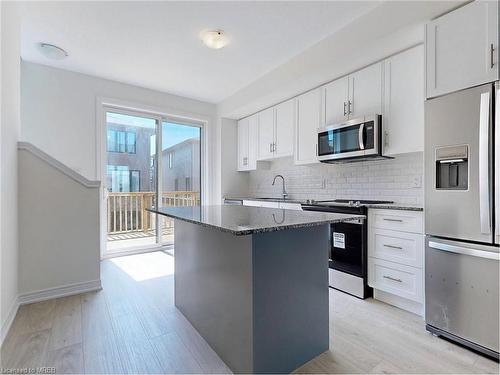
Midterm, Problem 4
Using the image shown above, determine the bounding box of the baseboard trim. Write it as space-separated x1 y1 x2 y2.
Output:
0 296 20 346
373 289 424 317
18 279 102 305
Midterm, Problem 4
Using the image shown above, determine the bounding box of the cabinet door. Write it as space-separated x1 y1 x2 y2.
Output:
274 99 295 158
247 114 258 169
384 45 424 155
348 62 383 118
237 118 249 171
295 88 321 165
324 76 349 126
257 107 275 160
426 1 498 98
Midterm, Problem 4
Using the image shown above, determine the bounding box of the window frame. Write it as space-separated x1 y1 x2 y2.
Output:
106 128 137 154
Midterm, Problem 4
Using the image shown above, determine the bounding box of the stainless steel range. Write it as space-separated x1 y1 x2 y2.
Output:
302 199 393 299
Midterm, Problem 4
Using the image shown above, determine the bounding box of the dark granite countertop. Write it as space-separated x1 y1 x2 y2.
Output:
147 205 365 236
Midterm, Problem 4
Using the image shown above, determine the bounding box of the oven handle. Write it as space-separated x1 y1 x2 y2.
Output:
358 123 365 150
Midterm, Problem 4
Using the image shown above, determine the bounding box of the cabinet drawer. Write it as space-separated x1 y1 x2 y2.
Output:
370 209 423 233
369 228 423 268
368 258 423 303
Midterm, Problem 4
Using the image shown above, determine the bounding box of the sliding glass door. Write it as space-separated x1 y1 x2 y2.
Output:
159 120 202 244
103 109 202 256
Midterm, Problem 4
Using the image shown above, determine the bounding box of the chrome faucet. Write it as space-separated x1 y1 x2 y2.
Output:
272 174 288 200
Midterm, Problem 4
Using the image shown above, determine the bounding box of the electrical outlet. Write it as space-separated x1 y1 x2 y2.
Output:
411 176 422 188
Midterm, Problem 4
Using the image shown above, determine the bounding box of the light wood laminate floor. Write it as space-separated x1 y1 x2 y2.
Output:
1 251 498 374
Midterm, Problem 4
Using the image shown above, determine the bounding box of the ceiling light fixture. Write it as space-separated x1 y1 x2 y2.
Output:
37 43 68 60
200 30 229 50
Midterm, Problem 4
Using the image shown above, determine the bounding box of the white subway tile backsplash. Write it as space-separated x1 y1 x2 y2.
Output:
248 152 424 205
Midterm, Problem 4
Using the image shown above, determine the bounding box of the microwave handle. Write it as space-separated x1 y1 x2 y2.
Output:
358 123 365 150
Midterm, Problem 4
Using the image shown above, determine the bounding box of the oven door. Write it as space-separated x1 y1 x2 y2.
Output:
317 116 380 161
330 220 364 277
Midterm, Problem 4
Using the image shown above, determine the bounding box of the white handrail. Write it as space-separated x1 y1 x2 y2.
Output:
18 142 100 188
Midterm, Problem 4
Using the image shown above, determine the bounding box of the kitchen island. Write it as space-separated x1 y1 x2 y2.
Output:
148 205 365 373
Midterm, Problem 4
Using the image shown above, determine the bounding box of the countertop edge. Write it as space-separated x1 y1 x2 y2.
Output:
224 197 424 212
147 208 365 236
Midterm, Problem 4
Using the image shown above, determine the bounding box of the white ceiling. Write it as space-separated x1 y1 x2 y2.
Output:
19 1 381 103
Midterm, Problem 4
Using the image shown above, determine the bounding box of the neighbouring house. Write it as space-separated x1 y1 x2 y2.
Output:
106 122 155 192
161 137 201 192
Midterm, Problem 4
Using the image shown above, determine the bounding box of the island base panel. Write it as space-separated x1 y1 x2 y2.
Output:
174 220 329 373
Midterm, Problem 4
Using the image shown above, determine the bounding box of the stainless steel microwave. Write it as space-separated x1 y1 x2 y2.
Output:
317 115 388 163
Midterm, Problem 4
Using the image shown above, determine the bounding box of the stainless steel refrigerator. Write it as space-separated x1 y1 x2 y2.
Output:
425 82 499 359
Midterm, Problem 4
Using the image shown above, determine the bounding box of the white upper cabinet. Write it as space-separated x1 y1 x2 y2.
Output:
426 0 499 98
324 76 349 126
348 62 383 118
248 114 258 168
323 63 383 126
295 88 322 165
256 99 294 161
257 107 275 160
237 117 249 171
274 99 295 158
237 114 258 171
383 45 424 155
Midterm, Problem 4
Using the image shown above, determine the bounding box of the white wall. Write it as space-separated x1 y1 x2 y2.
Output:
220 118 249 200
248 153 424 206
217 1 459 119
18 147 100 296
0 2 21 342
21 62 218 202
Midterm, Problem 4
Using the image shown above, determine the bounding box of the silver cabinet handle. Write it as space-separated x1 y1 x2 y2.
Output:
383 275 402 283
429 241 499 260
383 218 403 222
273 143 276 152
491 43 495 69
479 90 491 234
270 143 273 153
384 244 403 250
343 102 347 116
348 100 353 114
316 143 318 157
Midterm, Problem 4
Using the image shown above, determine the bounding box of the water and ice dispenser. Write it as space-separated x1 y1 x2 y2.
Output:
435 145 469 190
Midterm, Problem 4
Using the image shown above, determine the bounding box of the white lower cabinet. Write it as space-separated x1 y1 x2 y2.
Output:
368 209 425 316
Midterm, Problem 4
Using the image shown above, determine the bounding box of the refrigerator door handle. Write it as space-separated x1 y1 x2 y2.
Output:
479 91 491 234
428 241 499 260
496 84 499 243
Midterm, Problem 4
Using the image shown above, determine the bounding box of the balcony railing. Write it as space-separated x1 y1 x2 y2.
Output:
107 191 200 235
